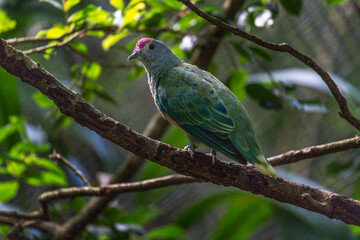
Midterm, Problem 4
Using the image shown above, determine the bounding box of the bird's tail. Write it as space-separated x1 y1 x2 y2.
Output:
253 155 277 178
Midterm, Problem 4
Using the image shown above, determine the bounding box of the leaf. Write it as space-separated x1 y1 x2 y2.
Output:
123 1 146 27
147 225 185 239
69 41 88 56
163 125 188 148
0 68 20 150
39 0 63 10
279 0 302 16
110 0 124 10
33 92 56 109
32 158 64 175
46 24 71 38
177 191 242 228
0 11 16 34
68 4 114 27
245 83 283 109
327 0 345 6
0 181 19 202
63 0 81 12
213 199 273 240
229 69 248 100
102 30 128 51
249 46 273 61
231 42 251 62
0 116 25 143
82 62 102 80
25 171 67 186
164 0 183 9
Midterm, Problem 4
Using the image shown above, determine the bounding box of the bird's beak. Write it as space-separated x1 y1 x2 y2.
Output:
127 51 141 62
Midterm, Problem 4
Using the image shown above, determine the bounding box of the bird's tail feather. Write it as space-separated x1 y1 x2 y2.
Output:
253 155 276 178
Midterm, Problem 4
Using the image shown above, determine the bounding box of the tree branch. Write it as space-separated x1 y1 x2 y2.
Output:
49 151 91 187
0 37 360 232
176 0 360 131
0 216 59 236
22 30 85 55
39 174 196 203
269 136 360 166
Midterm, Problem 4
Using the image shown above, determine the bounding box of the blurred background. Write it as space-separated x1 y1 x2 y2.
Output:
0 0 360 239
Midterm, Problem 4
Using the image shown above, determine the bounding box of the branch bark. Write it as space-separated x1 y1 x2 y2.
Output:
38 175 196 203
176 0 360 131
0 36 360 233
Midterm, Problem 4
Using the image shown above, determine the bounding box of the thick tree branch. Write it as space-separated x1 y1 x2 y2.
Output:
0 135 357 223
176 0 360 131
0 38 360 232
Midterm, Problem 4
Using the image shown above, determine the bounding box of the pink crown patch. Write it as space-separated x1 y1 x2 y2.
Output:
133 38 153 53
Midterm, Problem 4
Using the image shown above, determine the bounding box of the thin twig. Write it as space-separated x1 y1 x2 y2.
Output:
0 210 43 220
38 174 196 203
176 0 360 131
23 30 85 55
269 136 360 166
49 151 91 187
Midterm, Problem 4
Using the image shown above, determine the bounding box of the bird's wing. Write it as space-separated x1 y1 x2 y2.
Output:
157 69 244 158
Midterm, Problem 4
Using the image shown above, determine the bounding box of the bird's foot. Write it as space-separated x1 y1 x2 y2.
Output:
184 145 195 159
208 149 217 164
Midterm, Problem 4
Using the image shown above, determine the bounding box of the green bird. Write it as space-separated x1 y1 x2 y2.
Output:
128 38 276 178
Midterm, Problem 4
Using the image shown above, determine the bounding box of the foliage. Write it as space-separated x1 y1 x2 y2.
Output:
0 0 358 239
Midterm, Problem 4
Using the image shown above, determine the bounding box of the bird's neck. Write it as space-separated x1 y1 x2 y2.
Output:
144 58 182 80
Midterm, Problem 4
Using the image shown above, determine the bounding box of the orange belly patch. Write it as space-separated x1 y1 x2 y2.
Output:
163 113 188 134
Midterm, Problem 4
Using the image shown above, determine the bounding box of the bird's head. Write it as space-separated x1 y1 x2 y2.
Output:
128 38 181 74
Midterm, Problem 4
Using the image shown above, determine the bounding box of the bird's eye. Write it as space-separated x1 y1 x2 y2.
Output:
149 44 155 50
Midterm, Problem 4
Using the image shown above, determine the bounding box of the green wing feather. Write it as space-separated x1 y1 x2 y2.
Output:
157 67 248 163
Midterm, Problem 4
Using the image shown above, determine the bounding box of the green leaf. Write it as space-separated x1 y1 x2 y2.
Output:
68 4 114 26
33 92 56 109
249 46 273 61
123 1 146 27
177 191 243 228
229 69 248 100
164 0 183 9
0 116 25 143
213 199 272 240
82 62 102 80
279 0 302 16
45 24 71 38
25 171 67 186
232 42 251 63
0 181 19 202
69 41 88 56
32 158 64 175
163 126 188 148
327 0 345 6
0 225 10 237
110 0 124 10
246 83 283 109
102 30 128 51
0 69 21 150
64 0 81 12
147 225 185 239
0 11 16 34
125 206 163 225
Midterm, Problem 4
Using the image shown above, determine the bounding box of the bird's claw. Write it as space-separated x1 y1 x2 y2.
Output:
208 149 217 164
184 145 195 159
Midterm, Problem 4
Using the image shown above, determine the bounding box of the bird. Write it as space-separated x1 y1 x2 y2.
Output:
128 38 276 178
